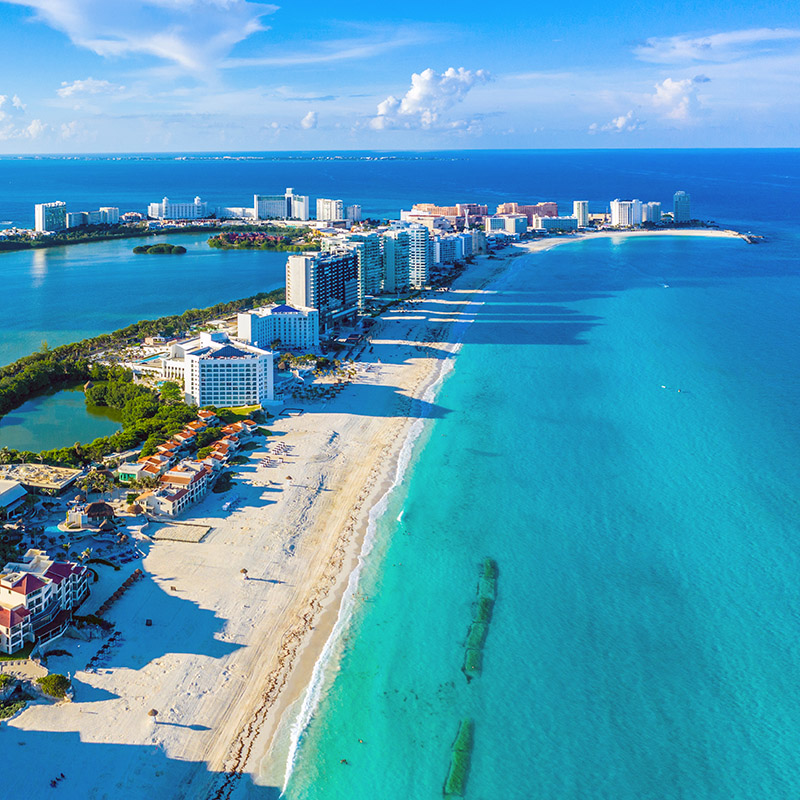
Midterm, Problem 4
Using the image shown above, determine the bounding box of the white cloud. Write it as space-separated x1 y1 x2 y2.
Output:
651 77 699 120
6 0 277 72
589 109 642 133
58 77 124 98
635 27 800 64
0 94 27 121
300 110 317 130
24 118 47 138
60 120 78 139
370 67 490 130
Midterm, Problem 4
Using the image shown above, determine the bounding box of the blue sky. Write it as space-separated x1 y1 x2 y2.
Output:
0 0 798 152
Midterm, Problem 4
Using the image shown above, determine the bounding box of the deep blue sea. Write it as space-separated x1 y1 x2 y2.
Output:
1 151 798 798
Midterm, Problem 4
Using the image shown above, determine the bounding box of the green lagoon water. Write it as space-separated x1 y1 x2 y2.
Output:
0 385 122 451
281 233 800 800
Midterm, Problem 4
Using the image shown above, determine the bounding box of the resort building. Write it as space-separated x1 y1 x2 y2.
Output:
66 211 88 228
0 479 27 518
254 188 310 221
238 304 320 350
643 202 662 223
485 214 527 235
321 232 384 308
673 191 691 222
531 215 578 232
99 207 119 224
346 204 362 222
496 202 558 225
410 202 488 227
573 201 589 227
147 196 208 220
316 198 345 222
160 332 274 407
286 251 359 332
382 224 431 292
0 550 90 655
34 201 67 232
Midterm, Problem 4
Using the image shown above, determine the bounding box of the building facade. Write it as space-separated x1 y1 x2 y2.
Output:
642 202 662 223
254 188 310 221
316 198 345 222
34 201 67 232
496 202 558 224
148 196 208 220
286 251 359 332
346 204 362 222
238 304 320 350
673 191 691 222
161 332 274 407
573 200 589 227
0 550 90 655
531 215 578 231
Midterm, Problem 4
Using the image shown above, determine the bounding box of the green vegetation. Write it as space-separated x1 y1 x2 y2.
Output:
208 228 320 252
36 673 71 698
0 674 12 689
212 405 263 424
159 381 183 403
87 557 120 570
212 473 235 493
0 694 32 720
133 243 187 255
230 455 250 465
0 288 283 465
0 641 35 661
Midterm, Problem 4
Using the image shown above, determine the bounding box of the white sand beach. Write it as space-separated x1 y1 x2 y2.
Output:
3 227 741 798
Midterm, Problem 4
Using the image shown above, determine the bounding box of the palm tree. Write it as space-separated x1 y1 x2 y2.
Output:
0 446 11 465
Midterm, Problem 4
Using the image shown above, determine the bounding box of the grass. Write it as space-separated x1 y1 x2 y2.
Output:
230 456 250 465
0 641 35 661
218 405 261 424
37 673 70 698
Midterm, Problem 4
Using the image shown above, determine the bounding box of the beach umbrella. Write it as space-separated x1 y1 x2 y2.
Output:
148 709 158 718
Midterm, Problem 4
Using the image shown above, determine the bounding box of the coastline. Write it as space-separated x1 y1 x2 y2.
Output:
5 226 743 798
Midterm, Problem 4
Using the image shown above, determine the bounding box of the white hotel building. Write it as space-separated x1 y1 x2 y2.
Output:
160 332 274 407
148 196 208 220
238 304 320 350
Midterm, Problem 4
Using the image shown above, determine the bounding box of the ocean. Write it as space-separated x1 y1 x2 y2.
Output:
1 150 799 798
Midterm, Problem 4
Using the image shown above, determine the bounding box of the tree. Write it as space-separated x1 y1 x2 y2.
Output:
159 381 182 403
36 673 71 698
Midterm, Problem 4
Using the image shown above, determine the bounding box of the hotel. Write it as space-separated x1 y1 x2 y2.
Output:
673 191 691 222
0 550 90 654
254 188 310 221
160 332 274 407
34 201 67 232
286 251 359 332
316 198 345 222
238 304 320 350
572 201 589 227
148 196 208 220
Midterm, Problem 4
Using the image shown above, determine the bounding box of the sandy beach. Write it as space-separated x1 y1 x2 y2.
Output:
3 227 741 799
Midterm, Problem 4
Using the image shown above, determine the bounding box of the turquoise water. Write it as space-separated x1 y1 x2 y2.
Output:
0 232 287 367
283 233 800 799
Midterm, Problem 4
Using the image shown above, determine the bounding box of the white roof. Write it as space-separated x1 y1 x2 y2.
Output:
0 479 26 509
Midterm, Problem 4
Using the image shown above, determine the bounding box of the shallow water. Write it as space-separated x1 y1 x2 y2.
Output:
284 231 800 800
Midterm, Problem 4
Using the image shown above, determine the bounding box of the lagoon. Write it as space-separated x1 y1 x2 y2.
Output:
0 231 288 368
0 385 122 452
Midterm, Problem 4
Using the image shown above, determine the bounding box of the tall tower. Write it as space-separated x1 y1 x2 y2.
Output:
673 191 691 223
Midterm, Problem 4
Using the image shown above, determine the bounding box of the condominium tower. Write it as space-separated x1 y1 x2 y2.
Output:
286 251 359 331
316 198 345 222
254 188 310 221
673 191 691 222
34 201 67 232
572 201 589 228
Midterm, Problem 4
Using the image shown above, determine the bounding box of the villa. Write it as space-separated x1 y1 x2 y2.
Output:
0 549 90 655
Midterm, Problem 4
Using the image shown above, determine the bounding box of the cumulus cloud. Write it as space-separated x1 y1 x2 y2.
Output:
0 94 27 120
57 77 124 97
300 110 318 129
6 0 277 72
651 77 700 120
589 110 642 134
635 27 800 63
370 67 490 130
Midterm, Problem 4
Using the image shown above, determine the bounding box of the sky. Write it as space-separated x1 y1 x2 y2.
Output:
0 0 798 152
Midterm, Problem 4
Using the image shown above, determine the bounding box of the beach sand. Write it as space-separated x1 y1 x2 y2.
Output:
5 228 740 799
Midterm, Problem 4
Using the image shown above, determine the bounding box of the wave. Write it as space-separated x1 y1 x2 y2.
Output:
280 299 478 796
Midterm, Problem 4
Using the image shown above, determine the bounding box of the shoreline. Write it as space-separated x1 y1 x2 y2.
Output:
5 227 742 798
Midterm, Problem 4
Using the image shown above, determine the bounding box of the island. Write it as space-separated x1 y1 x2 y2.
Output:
132 243 186 254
